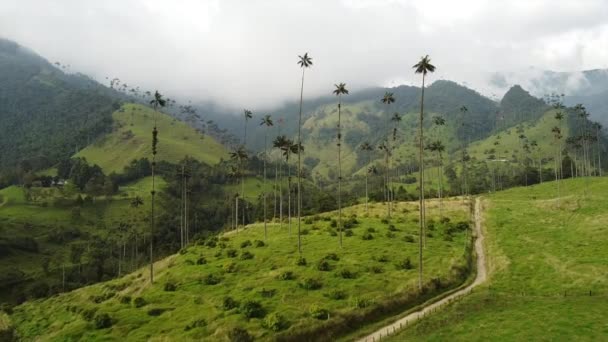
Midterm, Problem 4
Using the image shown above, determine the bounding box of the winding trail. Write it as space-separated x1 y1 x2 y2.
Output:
356 197 487 342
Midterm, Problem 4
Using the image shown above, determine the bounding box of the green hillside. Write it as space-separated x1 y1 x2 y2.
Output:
76 103 228 174
8 199 473 341
388 177 608 341
0 177 164 302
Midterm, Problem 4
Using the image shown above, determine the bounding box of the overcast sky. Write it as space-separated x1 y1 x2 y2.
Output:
1 0 608 109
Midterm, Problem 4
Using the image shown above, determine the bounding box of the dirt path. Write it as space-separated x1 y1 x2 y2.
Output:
356 197 487 342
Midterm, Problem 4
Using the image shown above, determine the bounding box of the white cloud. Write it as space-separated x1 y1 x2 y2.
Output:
0 0 607 109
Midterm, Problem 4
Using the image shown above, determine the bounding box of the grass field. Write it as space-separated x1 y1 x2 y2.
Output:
9 198 473 341
0 177 165 298
388 177 608 341
76 103 228 174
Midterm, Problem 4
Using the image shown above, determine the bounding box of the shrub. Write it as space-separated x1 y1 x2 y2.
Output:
380 218 389 224
324 253 340 261
120 296 132 306
304 217 313 224
329 229 338 237
330 219 337 228
133 297 147 308
426 232 434 238
296 257 307 266
196 256 207 265
443 234 453 241
263 313 289 331
388 224 398 231
440 217 451 224
322 216 331 222
317 259 331 271
343 217 359 229
338 269 356 279
147 308 171 316
345 229 354 237
326 290 347 300
228 327 253 342
397 257 414 270
222 296 239 310
240 240 252 248
184 259 194 265
301 228 309 235
254 240 265 247
203 274 222 285
240 300 265 319
224 262 238 273
259 288 276 298
353 297 373 308
376 254 389 263
205 238 217 248
82 308 97 321
367 227 376 233
299 277 322 290
278 271 295 280
94 313 113 329
404 235 415 243
240 251 254 260
385 231 396 238
226 249 238 258
361 232 373 240
309 305 329 320
218 242 227 249
370 265 384 274
164 282 177 292
184 319 206 331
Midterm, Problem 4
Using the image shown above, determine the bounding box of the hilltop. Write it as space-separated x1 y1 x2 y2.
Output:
75 103 228 174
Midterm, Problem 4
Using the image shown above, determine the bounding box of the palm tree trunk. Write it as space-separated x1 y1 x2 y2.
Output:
338 98 343 248
297 68 305 255
418 73 426 291
235 195 239 232
263 129 268 240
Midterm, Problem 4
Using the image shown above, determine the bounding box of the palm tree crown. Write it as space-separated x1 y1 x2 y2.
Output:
298 53 313 68
260 115 274 127
382 92 395 105
413 55 436 75
333 83 349 96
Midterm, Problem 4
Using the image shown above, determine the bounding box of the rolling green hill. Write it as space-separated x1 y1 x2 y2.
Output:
75 103 228 174
7 199 473 341
388 177 608 341
0 177 164 302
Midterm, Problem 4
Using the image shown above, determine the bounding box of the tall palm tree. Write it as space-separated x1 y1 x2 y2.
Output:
230 146 249 230
296 52 312 254
260 115 274 240
273 135 289 229
459 105 469 196
593 122 603 176
148 90 165 284
381 92 395 216
360 142 374 213
413 55 436 291
241 109 253 227
551 126 562 207
333 82 349 248
427 140 446 217
390 112 402 211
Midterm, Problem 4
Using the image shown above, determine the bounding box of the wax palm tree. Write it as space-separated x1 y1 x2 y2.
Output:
381 92 396 216
273 135 289 229
551 126 562 207
296 52 312 254
390 112 402 211
593 122 603 176
413 55 436 290
230 146 249 230
148 90 165 284
260 115 274 240
360 142 374 213
426 141 445 211
459 105 469 196
333 82 349 248
241 109 253 227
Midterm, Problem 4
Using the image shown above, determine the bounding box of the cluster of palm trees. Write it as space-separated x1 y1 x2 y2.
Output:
145 54 444 290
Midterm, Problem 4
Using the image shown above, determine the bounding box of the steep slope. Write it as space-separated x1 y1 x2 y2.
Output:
75 103 228 174
499 85 548 128
0 39 121 172
8 199 472 341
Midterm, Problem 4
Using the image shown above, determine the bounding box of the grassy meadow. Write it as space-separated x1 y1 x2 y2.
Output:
388 177 608 341
9 199 473 341
76 103 228 174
